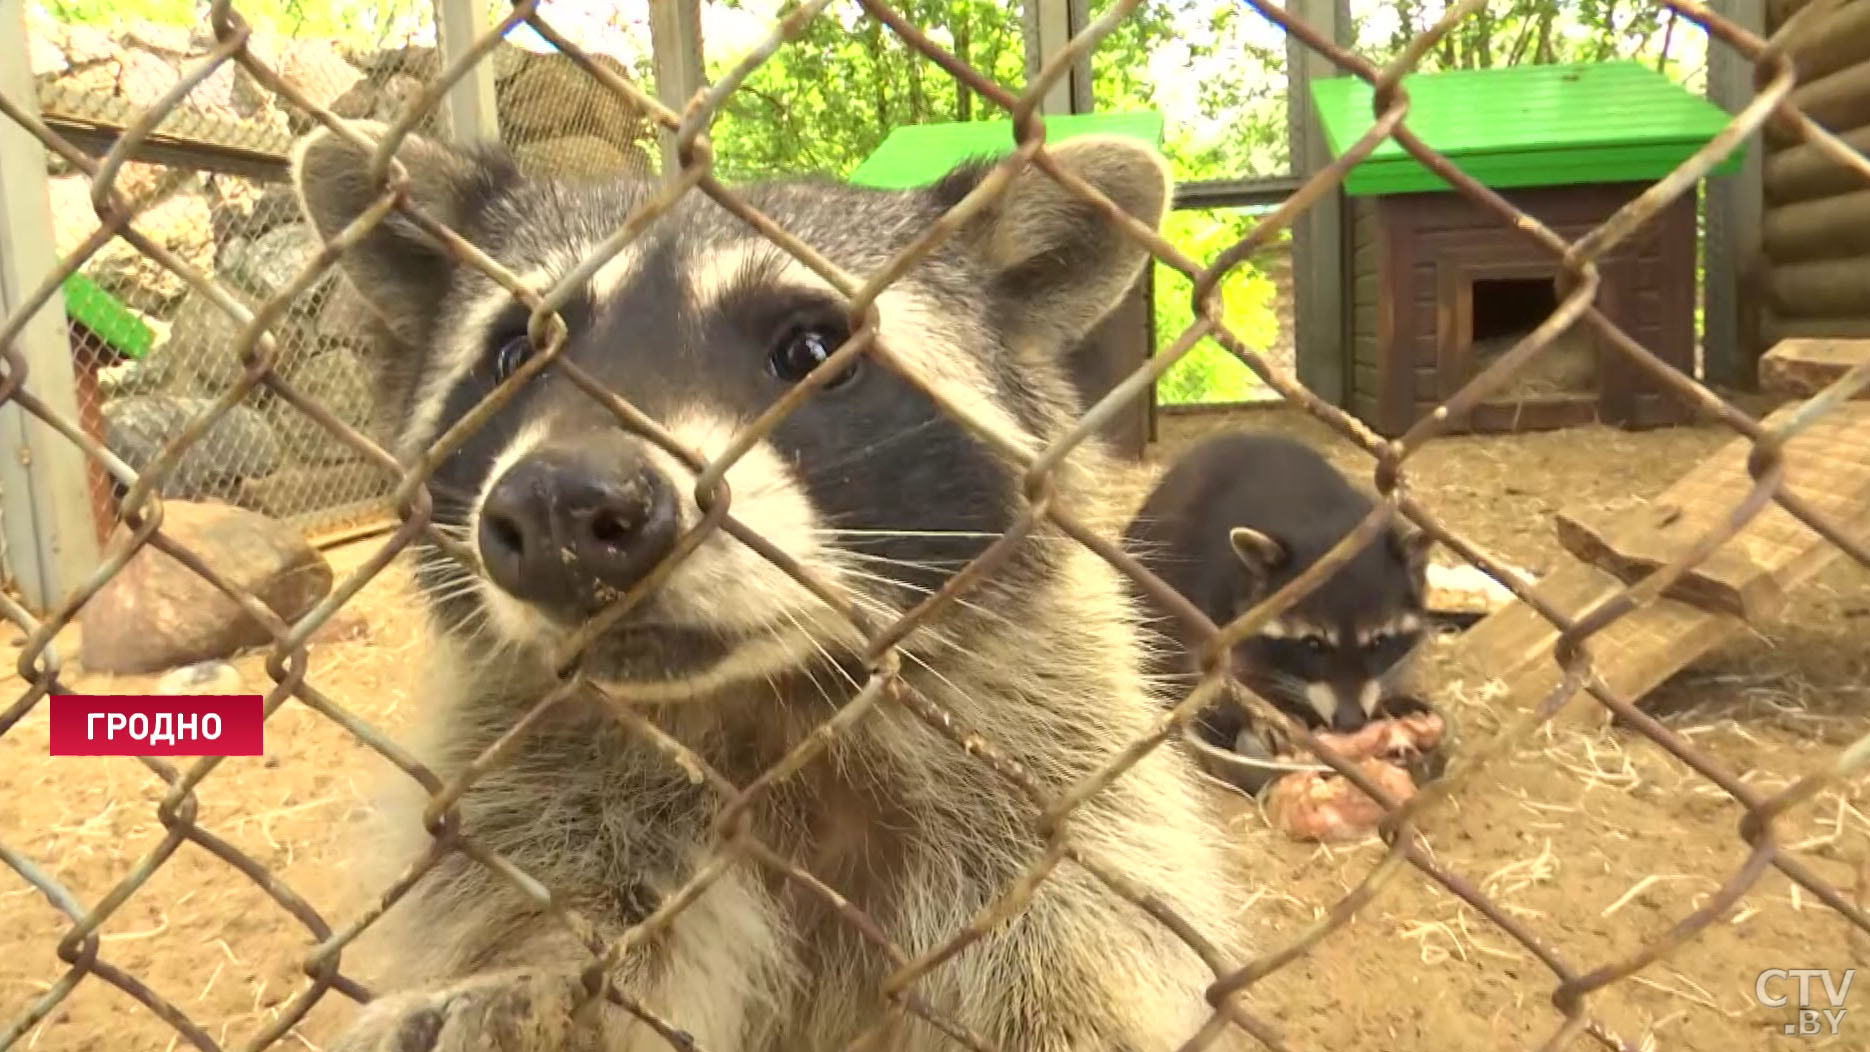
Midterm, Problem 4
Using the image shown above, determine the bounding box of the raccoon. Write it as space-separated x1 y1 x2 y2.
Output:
1123 431 1433 784
292 121 1257 1052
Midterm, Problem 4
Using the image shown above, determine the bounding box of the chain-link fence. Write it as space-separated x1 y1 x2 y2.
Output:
22 0 661 544
3 0 1869 1050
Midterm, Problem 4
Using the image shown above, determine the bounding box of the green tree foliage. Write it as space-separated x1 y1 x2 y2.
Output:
706 0 1296 405
47 0 1689 404
702 0 1704 407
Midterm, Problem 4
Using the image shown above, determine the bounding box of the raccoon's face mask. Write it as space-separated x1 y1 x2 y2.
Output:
292 122 1172 701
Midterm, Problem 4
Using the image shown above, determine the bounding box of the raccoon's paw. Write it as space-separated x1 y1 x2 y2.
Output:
327 972 603 1052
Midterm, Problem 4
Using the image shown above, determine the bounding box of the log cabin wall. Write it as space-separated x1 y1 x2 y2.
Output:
1760 0 1870 349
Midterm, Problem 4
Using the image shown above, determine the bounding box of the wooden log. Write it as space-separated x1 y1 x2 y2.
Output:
1768 61 1870 146
1764 122 1870 204
1763 313 1870 345
1790 1 1870 83
1430 400 1870 727
1763 188 1870 262
1758 336 1870 399
1767 255 1870 317
1769 0 1819 30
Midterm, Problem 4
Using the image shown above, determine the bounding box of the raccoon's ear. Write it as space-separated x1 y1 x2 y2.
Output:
291 120 522 347
1228 527 1285 577
930 135 1172 350
1392 521 1434 591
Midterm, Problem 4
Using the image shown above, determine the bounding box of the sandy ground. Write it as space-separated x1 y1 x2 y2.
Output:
3 401 1868 1052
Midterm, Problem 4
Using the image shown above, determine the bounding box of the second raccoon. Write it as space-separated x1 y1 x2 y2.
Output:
1124 431 1433 772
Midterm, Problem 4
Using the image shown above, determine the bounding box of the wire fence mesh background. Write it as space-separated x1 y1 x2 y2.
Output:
22 0 662 543
3 0 1870 1050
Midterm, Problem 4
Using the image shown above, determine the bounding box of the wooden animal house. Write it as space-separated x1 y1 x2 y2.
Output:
1309 61 1743 437
848 111 1165 460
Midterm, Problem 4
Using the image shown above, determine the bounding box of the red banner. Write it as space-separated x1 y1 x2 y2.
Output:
48 695 266 757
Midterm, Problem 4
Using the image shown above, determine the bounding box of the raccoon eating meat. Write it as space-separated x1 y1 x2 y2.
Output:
292 121 1257 1052
1123 431 1434 792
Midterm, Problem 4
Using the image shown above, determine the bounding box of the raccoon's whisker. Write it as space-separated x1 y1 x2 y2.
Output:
422 575 492 606
894 646 990 735
416 567 481 593
796 659 841 716
427 585 489 610
409 544 478 571
438 604 499 651
416 570 485 599
1259 672 1312 703
838 589 961 654
776 607 859 701
833 550 972 572
738 417 947 503
834 567 1015 641
813 528 1075 544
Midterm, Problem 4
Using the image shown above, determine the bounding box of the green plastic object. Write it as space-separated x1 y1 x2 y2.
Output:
61 270 153 361
1308 60 1745 197
848 111 1165 189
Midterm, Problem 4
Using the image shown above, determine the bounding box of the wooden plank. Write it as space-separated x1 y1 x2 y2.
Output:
1431 399 1870 725
1758 337 1870 398
1287 0 1350 407
1706 0 1767 387
1552 400 1870 621
436 0 501 145
1426 560 1747 728
0 7 105 612
1768 0 1818 30
1554 503 1783 620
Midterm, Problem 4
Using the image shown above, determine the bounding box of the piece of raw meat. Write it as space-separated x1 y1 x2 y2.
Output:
1265 758 1418 842
1262 710 1446 841
1311 709 1445 762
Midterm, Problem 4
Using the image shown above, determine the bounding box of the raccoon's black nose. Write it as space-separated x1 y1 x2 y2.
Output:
477 446 680 608
1330 701 1367 734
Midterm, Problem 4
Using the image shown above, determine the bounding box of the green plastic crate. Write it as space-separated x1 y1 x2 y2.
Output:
1308 60 1745 197
62 270 154 361
849 111 1165 189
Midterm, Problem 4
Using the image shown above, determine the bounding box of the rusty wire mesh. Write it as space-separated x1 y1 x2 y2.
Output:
27 0 447 541
482 1 662 181
3 0 1870 1050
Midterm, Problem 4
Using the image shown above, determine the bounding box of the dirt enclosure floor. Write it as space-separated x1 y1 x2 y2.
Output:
3 401 1869 1052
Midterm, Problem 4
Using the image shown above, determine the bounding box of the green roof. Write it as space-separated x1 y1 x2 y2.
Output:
1308 61 1745 197
848 111 1165 189
62 270 153 360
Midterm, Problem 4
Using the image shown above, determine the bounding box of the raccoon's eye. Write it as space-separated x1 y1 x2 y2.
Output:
493 334 534 383
769 324 860 390
1301 635 1329 653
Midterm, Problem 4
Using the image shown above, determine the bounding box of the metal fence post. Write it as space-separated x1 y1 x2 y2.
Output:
649 0 704 176
1021 0 1091 117
1286 0 1351 407
1704 0 1766 387
434 0 502 145
0 0 103 613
